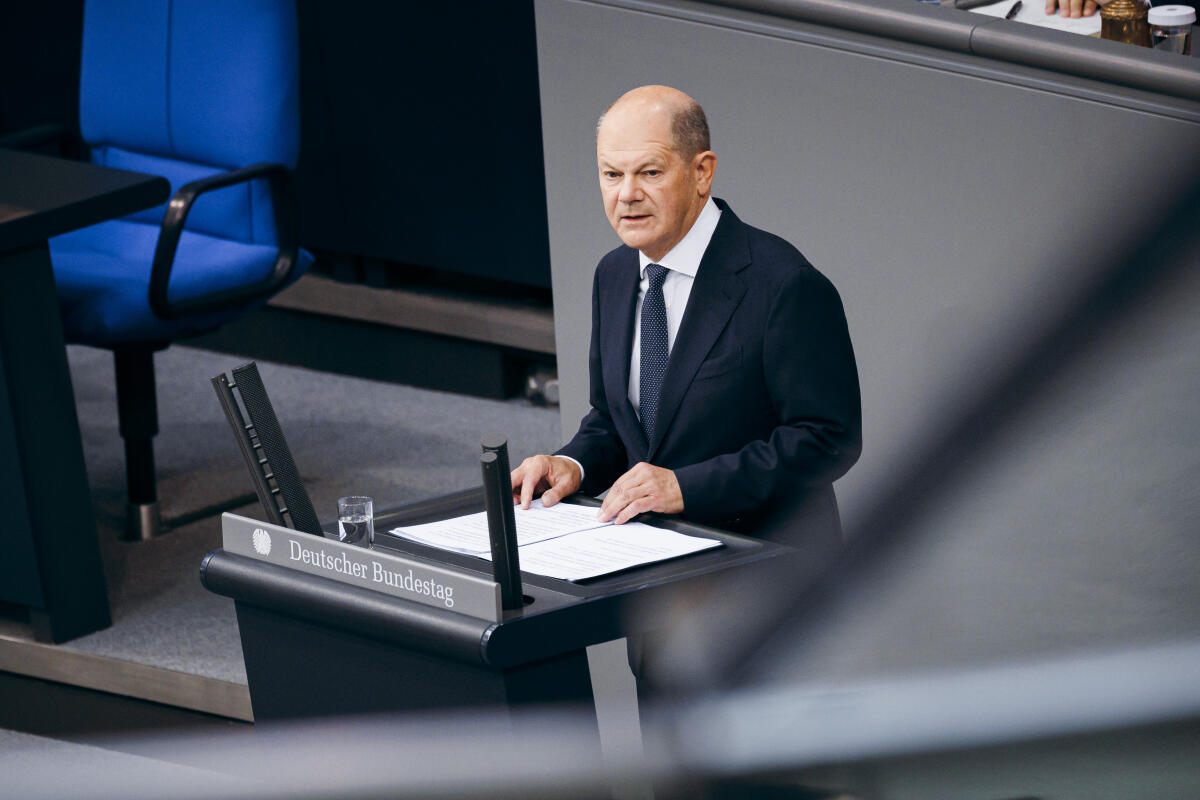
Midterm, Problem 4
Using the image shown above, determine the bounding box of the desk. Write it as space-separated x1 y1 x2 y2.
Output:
0 149 169 642
203 488 795 724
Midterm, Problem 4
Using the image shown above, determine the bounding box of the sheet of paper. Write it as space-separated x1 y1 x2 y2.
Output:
499 522 723 582
970 1 1102 36
390 499 610 555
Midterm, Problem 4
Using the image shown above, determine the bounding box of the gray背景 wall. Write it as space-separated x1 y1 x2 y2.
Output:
536 0 1200 679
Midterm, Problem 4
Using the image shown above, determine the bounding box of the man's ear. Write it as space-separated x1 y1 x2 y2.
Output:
694 150 717 195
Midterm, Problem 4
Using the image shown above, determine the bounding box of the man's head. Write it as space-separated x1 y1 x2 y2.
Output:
596 85 716 262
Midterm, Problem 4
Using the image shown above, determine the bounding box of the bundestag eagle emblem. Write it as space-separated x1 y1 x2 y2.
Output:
252 528 272 556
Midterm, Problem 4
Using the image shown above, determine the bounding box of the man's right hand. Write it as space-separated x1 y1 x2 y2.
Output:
510 455 582 509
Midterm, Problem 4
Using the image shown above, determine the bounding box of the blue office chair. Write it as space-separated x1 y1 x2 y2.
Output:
49 0 313 539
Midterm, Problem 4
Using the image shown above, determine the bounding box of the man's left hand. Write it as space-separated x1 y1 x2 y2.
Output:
597 462 684 524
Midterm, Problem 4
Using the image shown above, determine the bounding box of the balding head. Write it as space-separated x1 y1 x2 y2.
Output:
595 85 717 261
598 85 711 159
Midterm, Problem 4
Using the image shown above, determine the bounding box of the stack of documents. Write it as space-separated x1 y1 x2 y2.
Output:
390 500 721 582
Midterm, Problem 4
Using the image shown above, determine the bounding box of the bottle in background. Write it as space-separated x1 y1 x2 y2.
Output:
1101 0 1152 46
1148 5 1195 54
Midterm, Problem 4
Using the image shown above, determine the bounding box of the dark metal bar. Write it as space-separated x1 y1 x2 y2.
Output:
481 450 523 610
211 373 287 528
230 362 322 536
481 434 523 604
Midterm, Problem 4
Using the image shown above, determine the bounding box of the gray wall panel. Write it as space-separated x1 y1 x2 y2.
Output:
537 0 1198 514
537 0 1200 679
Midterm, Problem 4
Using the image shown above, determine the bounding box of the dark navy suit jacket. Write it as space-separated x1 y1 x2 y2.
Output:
558 200 862 545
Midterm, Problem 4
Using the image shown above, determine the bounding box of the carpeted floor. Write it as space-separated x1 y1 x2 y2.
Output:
57 344 565 684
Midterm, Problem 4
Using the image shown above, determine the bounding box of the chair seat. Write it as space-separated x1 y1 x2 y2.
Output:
50 219 311 346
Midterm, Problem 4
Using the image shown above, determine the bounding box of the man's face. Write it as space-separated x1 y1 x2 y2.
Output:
596 104 713 262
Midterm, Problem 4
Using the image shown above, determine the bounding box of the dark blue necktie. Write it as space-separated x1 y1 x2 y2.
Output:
639 263 669 444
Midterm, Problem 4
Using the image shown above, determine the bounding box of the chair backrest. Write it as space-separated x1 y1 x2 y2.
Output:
78 0 300 246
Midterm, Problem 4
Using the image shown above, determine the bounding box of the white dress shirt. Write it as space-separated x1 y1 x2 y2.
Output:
628 196 721 417
557 197 722 483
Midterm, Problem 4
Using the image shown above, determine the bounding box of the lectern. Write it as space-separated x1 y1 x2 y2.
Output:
202 489 793 724
204 363 794 724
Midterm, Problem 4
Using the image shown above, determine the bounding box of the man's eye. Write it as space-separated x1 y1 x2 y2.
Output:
643 170 661 177
603 171 619 179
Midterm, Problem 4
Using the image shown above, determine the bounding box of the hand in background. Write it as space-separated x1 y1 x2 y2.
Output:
1045 0 1108 17
511 455 582 509
598 462 684 524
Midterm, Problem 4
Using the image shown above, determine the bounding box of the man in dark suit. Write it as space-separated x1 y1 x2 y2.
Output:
512 85 861 544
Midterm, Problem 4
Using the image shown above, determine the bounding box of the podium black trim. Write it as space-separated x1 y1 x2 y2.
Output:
202 488 795 722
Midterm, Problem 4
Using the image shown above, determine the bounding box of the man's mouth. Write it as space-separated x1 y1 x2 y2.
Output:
622 214 650 222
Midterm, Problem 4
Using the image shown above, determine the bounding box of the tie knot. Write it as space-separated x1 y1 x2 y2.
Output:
646 263 668 289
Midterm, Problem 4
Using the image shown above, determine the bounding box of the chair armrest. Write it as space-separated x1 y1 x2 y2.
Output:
148 162 301 320
0 124 86 159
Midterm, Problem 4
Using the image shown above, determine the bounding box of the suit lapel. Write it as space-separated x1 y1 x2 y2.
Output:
601 247 646 456
649 204 750 458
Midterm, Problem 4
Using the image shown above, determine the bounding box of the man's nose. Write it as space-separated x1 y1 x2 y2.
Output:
617 176 641 204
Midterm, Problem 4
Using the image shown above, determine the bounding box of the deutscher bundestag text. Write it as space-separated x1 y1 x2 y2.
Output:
288 538 455 607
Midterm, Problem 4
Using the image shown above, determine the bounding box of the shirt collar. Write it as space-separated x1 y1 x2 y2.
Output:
638 196 722 279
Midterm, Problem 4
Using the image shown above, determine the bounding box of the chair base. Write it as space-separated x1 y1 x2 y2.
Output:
124 502 163 541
